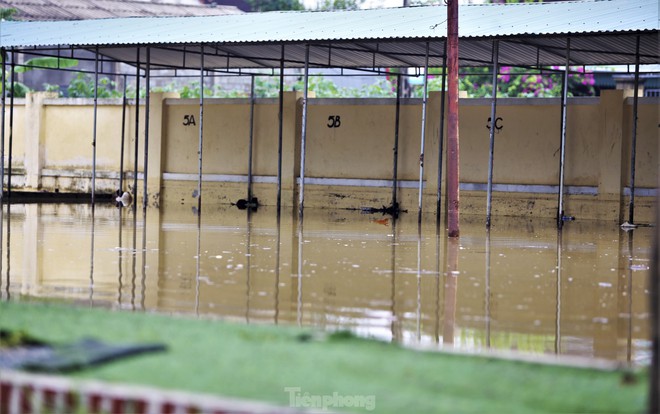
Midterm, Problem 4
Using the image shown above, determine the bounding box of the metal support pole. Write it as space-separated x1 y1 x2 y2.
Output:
417 42 430 224
133 48 140 206
628 35 641 225
298 44 310 220
557 39 570 229
486 40 499 228
247 74 255 202
1 48 6 202
392 73 402 209
276 45 285 214
119 74 128 193
92 47 99 204
7 50 14 199
436 41 448 222
197 46 205 212
446 0 460 237
143 47 151 209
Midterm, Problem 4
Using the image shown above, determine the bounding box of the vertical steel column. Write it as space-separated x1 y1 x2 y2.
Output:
92 47 99 204
8 50 15 199
628 35 641 225
557 39 570 229
143 47 151 209
486 40 499 228
446 0 460 237
133 48 140 207
417 42 430 224
247 74 255 202
1 48 6 201
436 42 448 222
197 46 205 212
298 44 310 220
119 74 128 193
276 46 285 213
392 73 402 209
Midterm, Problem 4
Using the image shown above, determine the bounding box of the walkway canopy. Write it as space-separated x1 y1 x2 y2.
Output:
1 0 658 71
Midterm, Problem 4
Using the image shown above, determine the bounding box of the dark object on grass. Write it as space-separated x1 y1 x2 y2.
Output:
21 338 166 373
0 331 166 373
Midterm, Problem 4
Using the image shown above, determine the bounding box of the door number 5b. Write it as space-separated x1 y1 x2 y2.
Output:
327 115 341 128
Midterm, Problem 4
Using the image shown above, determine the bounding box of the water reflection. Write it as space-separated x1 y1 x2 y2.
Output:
0 203 652 365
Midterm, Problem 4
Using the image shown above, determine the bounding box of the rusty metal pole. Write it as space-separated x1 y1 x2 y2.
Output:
446 0 460 237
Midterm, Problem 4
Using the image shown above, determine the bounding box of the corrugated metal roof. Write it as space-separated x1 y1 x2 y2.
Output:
0 0 658 68
0 0 241 21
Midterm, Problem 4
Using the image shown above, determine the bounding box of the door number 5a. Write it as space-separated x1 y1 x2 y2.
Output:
183 115 197 126
327 115 341 128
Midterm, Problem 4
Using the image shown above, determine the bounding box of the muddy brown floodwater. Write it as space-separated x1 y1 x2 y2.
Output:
0 202 651 365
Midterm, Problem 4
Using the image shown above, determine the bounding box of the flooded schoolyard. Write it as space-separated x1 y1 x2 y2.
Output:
0 202 651 366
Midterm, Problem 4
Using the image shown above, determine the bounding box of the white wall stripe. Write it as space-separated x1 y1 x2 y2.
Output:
162 174 658 197
460 183 599 195
623 187 657 197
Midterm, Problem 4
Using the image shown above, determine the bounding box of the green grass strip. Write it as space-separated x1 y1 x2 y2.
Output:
0 301 648 413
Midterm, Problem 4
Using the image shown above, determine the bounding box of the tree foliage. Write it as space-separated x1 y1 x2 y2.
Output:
451 66 595 98
245 0 304 12
0 7 17 20
316 0 364 11
67 73 124 98
14 57 79 73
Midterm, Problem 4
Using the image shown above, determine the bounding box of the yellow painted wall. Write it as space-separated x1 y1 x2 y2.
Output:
163 99 280 176
458 99 604 186
1 101 26 168
4 92 658 220
623 98 660 188
304 101 421 180
42 100 146 172
44 103 124 170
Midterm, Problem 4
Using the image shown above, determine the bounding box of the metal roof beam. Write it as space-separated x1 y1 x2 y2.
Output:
345 42 425 68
